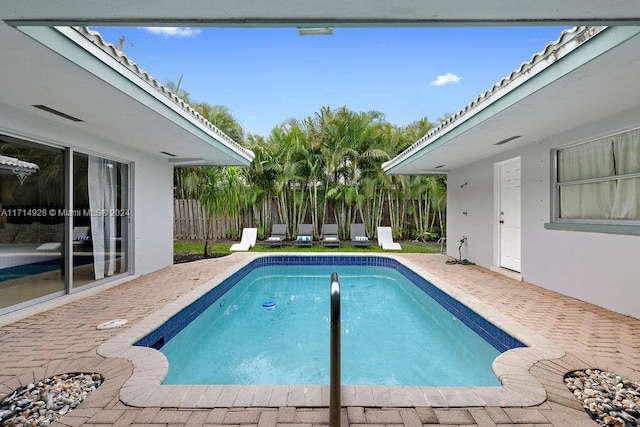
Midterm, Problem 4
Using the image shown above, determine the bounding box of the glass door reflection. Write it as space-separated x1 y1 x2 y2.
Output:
72 153 128 288
0 136 65 309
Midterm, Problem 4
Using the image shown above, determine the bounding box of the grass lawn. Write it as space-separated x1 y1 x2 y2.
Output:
174 239 443 257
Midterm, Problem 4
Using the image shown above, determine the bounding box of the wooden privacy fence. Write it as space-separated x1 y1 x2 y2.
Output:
173 199 231 240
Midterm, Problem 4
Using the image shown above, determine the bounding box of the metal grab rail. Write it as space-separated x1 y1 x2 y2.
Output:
329 272 341 427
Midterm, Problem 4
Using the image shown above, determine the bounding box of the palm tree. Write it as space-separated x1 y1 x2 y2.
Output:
172 104 447 242
245 134 280 236
195 102 245 143
174 101 246 225
165 79 191 104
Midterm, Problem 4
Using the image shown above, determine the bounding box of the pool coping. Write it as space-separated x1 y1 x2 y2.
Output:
97 253 565 408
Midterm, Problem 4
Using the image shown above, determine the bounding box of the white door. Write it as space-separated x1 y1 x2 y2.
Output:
498 158 521 272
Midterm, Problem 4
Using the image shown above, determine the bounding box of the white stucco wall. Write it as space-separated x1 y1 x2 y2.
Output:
0 104 174 277
447 117 640 319
129 157 174 274
447 160 496 268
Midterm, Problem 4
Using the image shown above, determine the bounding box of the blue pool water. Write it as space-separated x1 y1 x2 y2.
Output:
0 256 95 283
0 259 61 283
142 257 524 386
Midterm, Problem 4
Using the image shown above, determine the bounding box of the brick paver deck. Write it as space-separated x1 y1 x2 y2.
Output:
1 253 639 426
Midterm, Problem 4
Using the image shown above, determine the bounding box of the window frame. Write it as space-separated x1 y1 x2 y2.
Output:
550 128 640 228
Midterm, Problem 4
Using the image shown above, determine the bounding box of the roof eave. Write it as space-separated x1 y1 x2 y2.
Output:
383 26 607 175
13 24 254 165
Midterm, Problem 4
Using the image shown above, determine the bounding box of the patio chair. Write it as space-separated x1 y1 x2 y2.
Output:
264 223 287 247
350 223 371 247
293 223 314 247
36 226 91 251
230 228 258 252
321 223 340 247
377 226 402 250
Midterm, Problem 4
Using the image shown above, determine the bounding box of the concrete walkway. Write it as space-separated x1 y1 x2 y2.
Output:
1 253 639 426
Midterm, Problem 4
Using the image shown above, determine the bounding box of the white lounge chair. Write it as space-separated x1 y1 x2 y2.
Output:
230 228 258 252
377 226 402 251
35 226 91 251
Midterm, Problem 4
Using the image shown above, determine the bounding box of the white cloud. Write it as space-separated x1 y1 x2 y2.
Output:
143 27 201 38
431 72 461 86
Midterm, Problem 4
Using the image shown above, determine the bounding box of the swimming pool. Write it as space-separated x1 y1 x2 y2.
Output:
136 256 524 387
0 259 61 282
100 254 562 408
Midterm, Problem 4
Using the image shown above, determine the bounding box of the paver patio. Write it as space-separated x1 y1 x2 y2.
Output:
1 253 639 426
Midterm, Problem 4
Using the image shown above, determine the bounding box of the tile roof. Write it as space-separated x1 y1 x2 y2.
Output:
384 26 606 171
75 26 254 160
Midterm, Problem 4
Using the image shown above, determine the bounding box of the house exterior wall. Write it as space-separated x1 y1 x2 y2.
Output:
447 119 640 319
130 157 174 274
0 104 174 277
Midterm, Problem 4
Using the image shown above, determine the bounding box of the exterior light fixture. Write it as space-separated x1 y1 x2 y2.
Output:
297 27 334 36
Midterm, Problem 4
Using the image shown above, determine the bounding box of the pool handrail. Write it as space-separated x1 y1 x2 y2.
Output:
330 272 341 427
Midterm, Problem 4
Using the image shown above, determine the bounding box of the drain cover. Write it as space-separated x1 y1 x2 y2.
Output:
96 319 128 330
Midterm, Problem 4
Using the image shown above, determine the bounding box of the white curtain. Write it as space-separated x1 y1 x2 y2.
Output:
560 182 616 219
88 156 116 280
559 130 640 220
558 138 615 219
611 129 640 219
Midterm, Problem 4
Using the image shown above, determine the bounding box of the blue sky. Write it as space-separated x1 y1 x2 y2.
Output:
92 26 570 137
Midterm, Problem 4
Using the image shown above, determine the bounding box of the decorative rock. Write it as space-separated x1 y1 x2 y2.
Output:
0 373 103 427
626 409 640 418
565 369 640 427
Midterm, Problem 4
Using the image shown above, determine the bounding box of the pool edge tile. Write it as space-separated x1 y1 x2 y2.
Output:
286 386 306 406
268 385 290 406
234 385 258 406
196 385 224 408
252 386 274 407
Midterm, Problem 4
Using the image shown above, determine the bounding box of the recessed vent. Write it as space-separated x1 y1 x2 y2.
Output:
160 151 177 157
168 158 204 165
32 105 83 122
297 27 334 36
494 135 521 146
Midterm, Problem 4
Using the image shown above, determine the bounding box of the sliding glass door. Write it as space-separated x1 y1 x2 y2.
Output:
0 134 130 313
72 153 129 288
0 136 65 309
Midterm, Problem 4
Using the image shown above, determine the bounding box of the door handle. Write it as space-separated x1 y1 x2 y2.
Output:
499 220 504 224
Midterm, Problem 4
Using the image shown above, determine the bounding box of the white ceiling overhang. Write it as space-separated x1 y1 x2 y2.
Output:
383 26 640 175
3 2 640 170
2 0 640 26
0 22 254 167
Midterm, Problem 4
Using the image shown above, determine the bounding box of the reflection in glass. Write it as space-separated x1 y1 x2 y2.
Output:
0 135 130 313
0 136 65 309
73 153 128 287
